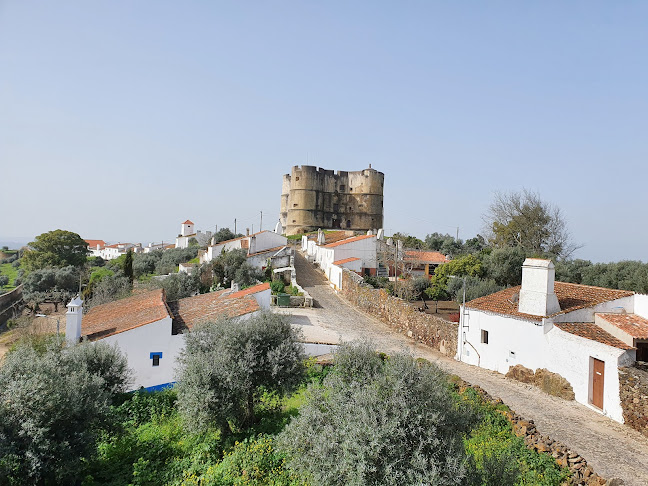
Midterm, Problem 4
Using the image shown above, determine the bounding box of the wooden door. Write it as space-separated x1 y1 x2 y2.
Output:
592 358 605 409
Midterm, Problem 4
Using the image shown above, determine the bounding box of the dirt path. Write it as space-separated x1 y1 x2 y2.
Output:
291 251 648 486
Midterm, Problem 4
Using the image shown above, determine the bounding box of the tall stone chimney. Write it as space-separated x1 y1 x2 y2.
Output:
66 296 83 345
518 258 561 317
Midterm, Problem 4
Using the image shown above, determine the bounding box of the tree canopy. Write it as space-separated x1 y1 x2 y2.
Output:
175 312 305 434
22 230 89 270
279 343 478 485
483 190 578 259
0 340 131 484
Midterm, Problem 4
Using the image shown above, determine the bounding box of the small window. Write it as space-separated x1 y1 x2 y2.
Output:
295 176 300 181
293 203 298 207
509 350 516 358
339 184 345 191
150 352 162 366
346 220 351 228
481 330 489 344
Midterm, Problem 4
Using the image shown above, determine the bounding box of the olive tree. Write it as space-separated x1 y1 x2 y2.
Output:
175 312 305 434
279 343 478 485
0 341 131 485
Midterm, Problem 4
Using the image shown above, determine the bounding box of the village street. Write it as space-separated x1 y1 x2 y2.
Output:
284 251 648 486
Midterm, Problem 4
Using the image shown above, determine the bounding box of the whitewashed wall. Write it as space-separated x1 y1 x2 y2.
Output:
102 317 181 390
635 294 648 319
460 308 633 423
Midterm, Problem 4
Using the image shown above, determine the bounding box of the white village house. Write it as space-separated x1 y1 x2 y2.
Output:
65 283 271 390
458 258 648 423
200 229 290 271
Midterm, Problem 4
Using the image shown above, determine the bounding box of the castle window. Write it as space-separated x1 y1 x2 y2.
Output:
292 220 296 223
293 203 298 207
333 204 339 212
296 176 300 181
349 187 353 192
339 184 345 191
346 220 351 228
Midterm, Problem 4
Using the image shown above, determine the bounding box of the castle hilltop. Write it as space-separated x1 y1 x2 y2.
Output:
280 165 384 235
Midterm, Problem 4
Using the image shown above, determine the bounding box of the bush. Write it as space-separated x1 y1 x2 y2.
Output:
271 281 285 294
176 312 305 435
0 275 8 287
148 272 199 302
0 341 131 484
279 345 478 485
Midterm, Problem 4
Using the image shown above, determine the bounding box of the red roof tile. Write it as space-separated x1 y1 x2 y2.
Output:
466 282 634 321
83 289 170 341
555 322 634 350
324 234 375 248
333 257 360 265
226 282 270 299
183 220 194 225
598 313 648 339
169 290 259 332
84 239 105 249
247 245 284 257
404 250 449 264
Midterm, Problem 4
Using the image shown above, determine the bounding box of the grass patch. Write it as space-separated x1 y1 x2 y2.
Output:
458 386 569 486
0 262 18 289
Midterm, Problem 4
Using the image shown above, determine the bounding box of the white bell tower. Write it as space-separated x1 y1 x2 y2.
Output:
66 296 83 345
181 220 194 236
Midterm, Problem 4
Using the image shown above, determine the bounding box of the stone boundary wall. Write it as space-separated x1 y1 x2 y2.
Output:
454 378 611 486
619 364 648 438
0 285 23 325
340 269 458 357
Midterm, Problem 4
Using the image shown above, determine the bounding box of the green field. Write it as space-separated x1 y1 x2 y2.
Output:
0 262 18 290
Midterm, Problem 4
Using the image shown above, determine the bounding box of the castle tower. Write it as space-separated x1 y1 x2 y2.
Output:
279 165 384 235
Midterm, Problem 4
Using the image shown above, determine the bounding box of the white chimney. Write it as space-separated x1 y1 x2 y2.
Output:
518 258 561 317
317 228 325 246
66 296 83 345
231 281 240 292
377 228 384 240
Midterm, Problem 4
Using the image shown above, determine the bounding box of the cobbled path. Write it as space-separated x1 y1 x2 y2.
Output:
289 250 648 486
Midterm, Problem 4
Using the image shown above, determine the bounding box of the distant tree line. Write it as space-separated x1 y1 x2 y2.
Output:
380 190 648 302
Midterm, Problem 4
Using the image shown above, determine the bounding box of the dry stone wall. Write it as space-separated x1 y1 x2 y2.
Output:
340 269 458 356
619 364 648 438
454 378 612 486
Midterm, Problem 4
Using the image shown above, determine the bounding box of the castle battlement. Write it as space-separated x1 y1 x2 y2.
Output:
280 165 384 235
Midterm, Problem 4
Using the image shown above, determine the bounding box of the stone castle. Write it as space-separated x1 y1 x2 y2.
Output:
280 165 384 235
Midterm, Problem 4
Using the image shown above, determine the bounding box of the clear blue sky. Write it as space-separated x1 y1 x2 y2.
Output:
1 1 646 262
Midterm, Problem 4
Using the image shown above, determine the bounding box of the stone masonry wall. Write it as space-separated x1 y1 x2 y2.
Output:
619 364 648 438
340 269 458 357
454 378 611 486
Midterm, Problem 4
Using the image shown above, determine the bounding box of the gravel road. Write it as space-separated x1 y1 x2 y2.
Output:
288 250 648 486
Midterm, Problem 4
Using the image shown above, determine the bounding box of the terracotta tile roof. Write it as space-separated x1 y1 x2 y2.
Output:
225 282 270 299
84 239 105 249
183 220 194 224
555 322 634 350
169 290 259 333
209 231 273 248
83 289 170 341
247 245 285 257
333 257 360 265
324 234 375 248
598 313 648 339
404 250 449 264
241 240 250 249
466 282 634 321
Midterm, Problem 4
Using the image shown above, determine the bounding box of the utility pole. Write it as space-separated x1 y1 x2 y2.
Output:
234 218 237 234
260 211 263 232
456 226 459 241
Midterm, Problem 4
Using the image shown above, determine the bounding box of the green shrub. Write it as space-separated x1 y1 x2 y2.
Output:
270 281 285 294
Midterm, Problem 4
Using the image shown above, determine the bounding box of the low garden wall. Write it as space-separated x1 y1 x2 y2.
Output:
454 377 609 486
340 269 458 357
619 363 648 438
